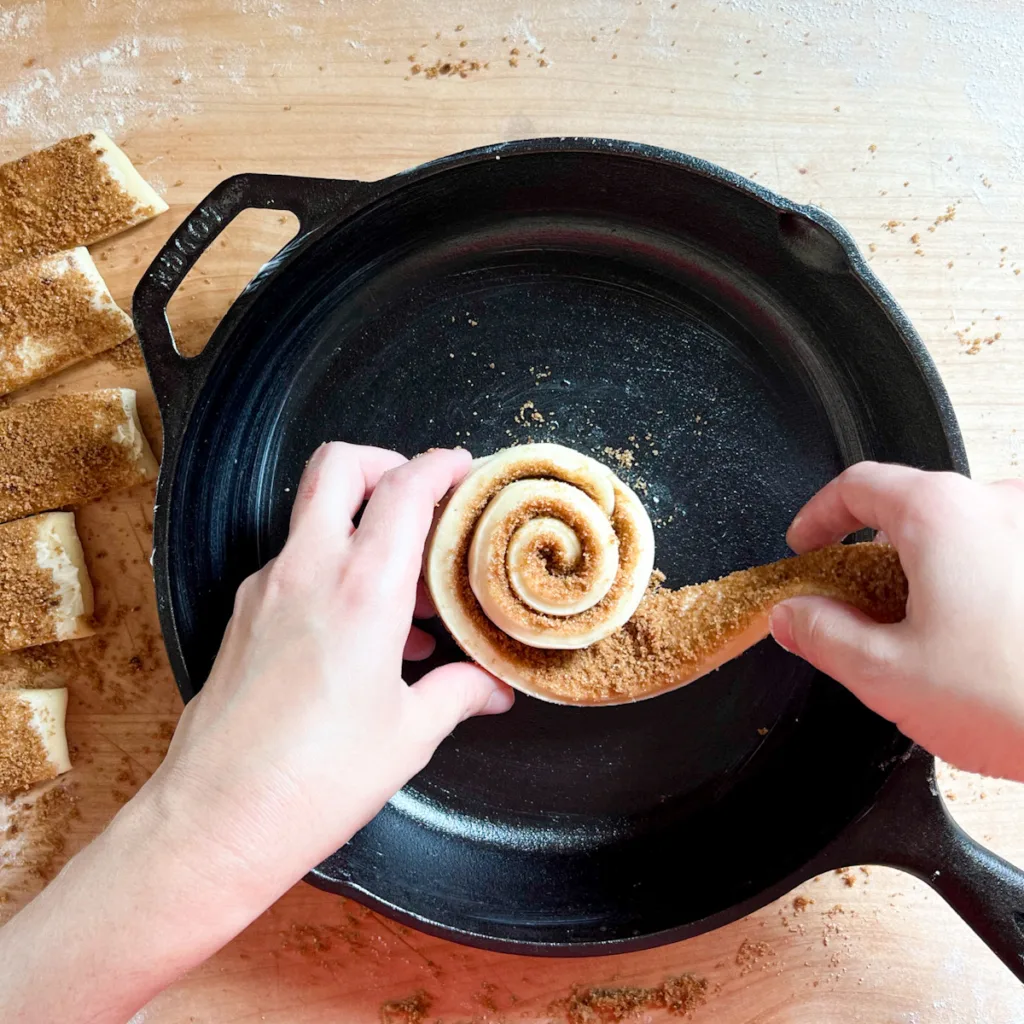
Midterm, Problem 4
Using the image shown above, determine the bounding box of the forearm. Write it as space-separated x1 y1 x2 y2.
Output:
0 775 286 1024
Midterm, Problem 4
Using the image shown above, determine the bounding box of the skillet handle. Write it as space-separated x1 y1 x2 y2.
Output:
818 747 1024 982
132 173 362 437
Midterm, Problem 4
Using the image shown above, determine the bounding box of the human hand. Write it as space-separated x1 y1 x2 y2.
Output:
151 442 514 906
769 463 1024 781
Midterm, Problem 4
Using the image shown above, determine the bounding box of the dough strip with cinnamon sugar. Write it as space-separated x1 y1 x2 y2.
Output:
0 131 168 271
0 512 94 656
0 247 134 396
506 542 907 705
0 688 72 795
0 389 158 524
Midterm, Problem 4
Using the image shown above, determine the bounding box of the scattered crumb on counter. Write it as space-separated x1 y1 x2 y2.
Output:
553 974 708 1023
381 991 433 1024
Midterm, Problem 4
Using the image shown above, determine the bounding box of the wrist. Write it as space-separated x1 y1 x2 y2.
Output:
131 765 299 926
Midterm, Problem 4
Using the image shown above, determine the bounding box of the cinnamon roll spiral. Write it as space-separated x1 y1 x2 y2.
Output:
426 444 656 689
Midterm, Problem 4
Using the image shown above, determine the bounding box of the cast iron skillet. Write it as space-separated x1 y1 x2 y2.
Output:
134 139 1024 978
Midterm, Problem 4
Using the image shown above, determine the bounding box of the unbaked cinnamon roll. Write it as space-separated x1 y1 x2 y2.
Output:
426 443 908 706
425 444 656 674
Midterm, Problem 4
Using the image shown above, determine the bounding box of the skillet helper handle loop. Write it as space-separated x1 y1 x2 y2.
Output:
132 172 356 432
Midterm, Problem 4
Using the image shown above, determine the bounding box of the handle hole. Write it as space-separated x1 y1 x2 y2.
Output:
165 208 300 358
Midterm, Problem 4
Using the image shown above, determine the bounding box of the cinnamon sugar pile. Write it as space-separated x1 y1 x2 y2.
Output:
0 250 133 395
0 518 63 653
555 975 708 1023
0 692 51 794
0 391 150 523
461 544 907 703
0 134 156 271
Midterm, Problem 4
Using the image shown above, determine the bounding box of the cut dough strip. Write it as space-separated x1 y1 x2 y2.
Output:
471 542 907 705
0 512 94 655
0 247 134 396
0 388 159 524
0 131 168 271
0 688 72 794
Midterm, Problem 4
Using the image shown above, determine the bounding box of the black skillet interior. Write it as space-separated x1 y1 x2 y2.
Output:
140 142 969 951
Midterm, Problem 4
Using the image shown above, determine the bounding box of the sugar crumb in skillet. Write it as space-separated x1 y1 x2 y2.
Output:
602 445 635 469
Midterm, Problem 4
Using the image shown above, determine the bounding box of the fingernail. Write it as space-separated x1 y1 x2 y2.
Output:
769 604 797 654
306 442 331 471
483 685 515 714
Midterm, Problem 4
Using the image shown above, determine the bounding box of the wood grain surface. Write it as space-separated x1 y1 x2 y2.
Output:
1 0 1023 1020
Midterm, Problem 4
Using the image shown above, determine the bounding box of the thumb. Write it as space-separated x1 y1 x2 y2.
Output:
769 596 904 695
407 662 515 744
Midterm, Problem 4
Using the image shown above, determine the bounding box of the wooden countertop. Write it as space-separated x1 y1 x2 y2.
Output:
1 0 1023 1020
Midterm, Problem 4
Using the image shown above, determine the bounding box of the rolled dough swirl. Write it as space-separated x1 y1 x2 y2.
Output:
426 444 908 706
426 443 656 664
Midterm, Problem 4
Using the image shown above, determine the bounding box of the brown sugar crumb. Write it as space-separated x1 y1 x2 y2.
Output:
933 204 957 227
555 975 708 1023
0 249 134 395
515 400 541 424
418 57 487 79
736 938 776 975
105 337 146 371
0 389 156 523
381 991 432 1024
0 692 52 794
602 446 635 469
882 220 903 233
793 895 814 913
955 327 1000 355
0 134 161 271
909 233 920 244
